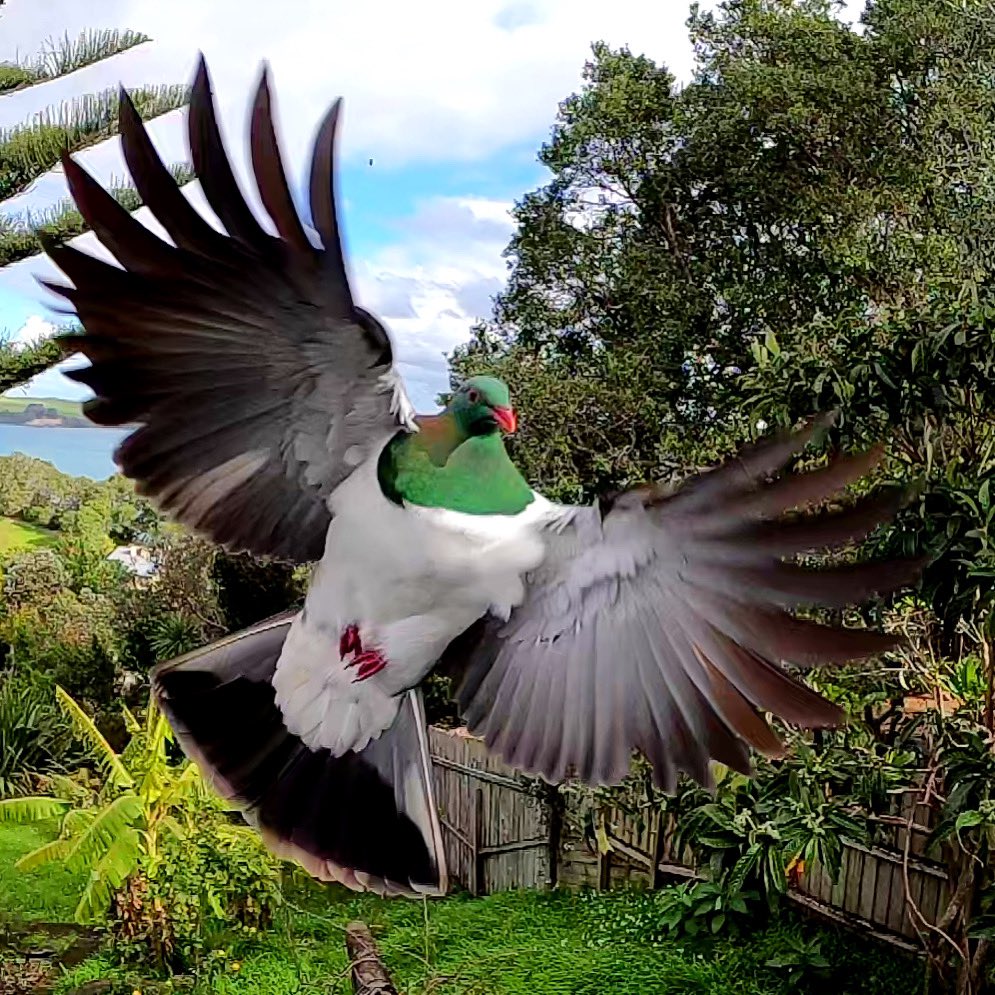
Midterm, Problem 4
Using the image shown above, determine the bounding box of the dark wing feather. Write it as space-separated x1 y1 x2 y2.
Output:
42 55 416 563
451 423 924 791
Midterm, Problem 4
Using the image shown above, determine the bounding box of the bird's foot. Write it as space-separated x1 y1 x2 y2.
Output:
339 623 362 659
350 649 388 683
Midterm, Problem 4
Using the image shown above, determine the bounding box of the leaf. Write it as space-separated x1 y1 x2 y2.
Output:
0 796 71 824
73 827 141 923
63 793 142 875
955 810 985 831
120 705 141 735
595 816 613 855
54 686 133 789
15 836 72 871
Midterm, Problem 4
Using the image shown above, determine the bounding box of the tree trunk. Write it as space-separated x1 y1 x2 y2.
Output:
345 921 397 995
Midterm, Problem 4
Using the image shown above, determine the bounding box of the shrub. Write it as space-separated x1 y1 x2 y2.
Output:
0 687 283 971
0 670 76 798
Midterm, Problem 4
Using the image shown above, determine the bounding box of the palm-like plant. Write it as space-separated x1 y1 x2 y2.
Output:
0 17 194 391
0 685 213 923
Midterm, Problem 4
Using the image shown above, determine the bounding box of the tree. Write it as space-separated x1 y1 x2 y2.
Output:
451 2 995 988
452 0 995 642
0 12 194 391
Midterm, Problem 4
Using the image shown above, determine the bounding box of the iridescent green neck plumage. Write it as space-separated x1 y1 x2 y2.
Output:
377 413 534 516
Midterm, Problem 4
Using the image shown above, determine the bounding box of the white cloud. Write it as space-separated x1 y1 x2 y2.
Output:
0 0 866 410
0 0 702 409
0 0 700 172
1 189 513 410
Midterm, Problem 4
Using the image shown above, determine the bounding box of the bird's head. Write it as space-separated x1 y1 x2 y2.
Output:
449 375 517 436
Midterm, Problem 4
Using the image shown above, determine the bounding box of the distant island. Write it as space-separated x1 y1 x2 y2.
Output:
0 397 141 430
0 396 92 428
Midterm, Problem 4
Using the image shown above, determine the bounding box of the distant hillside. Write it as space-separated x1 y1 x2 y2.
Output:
0 396 90 427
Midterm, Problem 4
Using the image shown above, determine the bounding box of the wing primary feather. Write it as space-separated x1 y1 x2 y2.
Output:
663 413 836 514
307 97 354 315
188 55 269 246
58 152 178 276
738 444 885 519
117 85 222 253
250 65 314 253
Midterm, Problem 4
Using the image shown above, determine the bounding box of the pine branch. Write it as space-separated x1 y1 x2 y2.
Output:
0 162 195 267
0 83 190 201
0 336 62 393
0 29 152 95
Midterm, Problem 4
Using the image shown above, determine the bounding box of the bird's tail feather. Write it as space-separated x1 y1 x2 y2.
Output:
151 610 447 897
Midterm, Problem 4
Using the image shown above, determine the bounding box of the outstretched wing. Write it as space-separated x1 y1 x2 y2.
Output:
449 417 923 791
41 56 416 563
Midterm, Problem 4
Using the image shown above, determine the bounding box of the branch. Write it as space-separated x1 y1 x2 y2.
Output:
0 84 190 201
0 29 151 95
901 767 966 971
0 163 195 266
0 337 62 393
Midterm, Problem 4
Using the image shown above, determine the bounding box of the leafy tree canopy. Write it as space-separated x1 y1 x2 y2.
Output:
452 0 995 638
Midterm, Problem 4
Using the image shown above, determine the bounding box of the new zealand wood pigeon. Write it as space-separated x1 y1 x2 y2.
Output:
40 56 923 897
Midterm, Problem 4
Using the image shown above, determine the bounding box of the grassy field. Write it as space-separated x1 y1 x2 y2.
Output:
0 516 56 554
0 822 920 995
0 395 83 418
0 821 84 924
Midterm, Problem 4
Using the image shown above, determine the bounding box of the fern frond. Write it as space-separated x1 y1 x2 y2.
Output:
54 686 133 789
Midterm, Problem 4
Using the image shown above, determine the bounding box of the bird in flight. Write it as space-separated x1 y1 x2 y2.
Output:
41 56 922 898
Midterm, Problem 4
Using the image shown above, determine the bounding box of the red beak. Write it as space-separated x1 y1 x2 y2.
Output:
492 405 517 434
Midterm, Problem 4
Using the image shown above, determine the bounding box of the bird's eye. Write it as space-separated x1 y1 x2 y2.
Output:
468 389 480 403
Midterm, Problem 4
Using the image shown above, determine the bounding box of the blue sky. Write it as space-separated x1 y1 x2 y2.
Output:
0 0 715 410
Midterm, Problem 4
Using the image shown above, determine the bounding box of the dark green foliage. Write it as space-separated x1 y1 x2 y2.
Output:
0 672 76 798
0 337 61 395
114 814 283 971
211 550 306 633
452 0 995 641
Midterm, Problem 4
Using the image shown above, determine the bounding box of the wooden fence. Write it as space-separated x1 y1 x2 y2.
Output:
427 726 951 952
429 727 555 895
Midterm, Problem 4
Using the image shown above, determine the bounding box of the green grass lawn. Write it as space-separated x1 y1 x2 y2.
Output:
0 823 920 995
0 396 83 418
0 820 85 925
0 516 56 554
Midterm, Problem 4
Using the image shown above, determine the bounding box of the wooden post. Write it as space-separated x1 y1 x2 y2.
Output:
345 921 397 995
470 786 485 896
651 810 667 890
545 782 563 889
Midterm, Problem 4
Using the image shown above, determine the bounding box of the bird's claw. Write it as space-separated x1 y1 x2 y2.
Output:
350 649 387 682
339 623 362 659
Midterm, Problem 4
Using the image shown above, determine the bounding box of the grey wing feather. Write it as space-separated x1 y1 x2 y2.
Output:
40 56 415 563
453 418 925 791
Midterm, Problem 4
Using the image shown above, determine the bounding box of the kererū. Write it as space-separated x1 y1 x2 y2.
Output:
40 56 923 898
